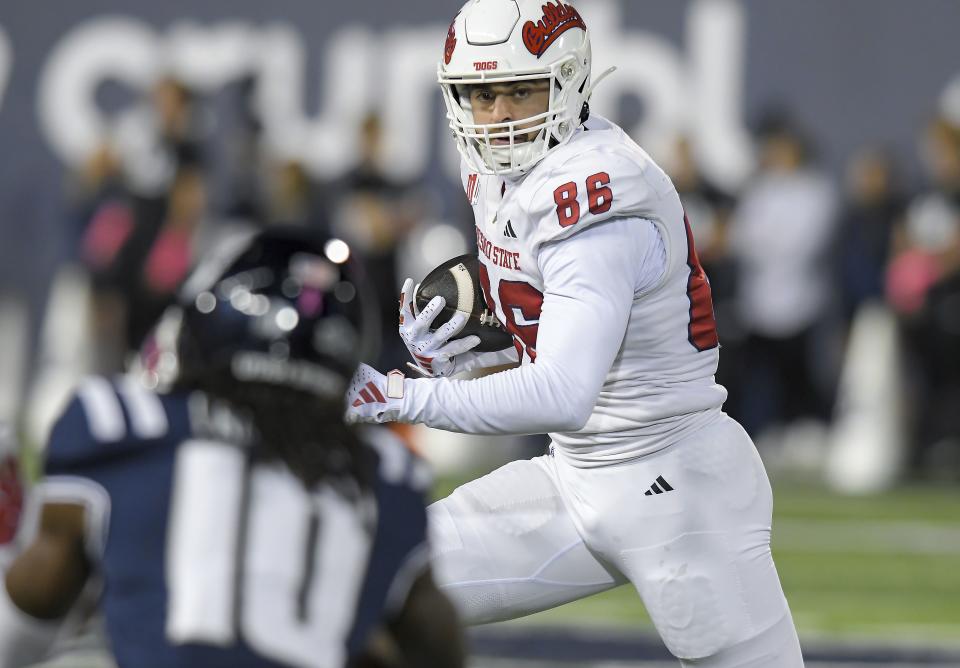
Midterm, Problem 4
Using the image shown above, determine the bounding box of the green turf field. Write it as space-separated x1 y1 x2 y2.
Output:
435 477 960 646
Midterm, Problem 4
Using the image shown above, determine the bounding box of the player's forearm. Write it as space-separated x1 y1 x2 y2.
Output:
457 345 519 375
401 292 630 434
397 303 621 431
400 359 594 434
397 219 643 435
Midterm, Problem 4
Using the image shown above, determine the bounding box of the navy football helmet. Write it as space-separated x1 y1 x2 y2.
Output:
172 228 379 404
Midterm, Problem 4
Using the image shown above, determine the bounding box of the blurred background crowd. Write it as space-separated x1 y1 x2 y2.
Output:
0 0 959 502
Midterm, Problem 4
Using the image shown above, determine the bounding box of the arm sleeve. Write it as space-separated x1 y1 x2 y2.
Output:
457 344 520 375
399 217 664 434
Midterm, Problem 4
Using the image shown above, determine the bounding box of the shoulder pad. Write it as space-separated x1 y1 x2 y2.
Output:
524 143 673 248
45 376 185 473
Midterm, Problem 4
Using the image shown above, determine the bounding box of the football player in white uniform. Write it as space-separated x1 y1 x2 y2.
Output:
346 1 804 666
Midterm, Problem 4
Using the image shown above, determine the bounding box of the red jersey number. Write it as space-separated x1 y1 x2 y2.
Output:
479 265 543 361
553 182 580 228
586 172 613 215
684 214 719 351
498 280 543 361
553 172 614 227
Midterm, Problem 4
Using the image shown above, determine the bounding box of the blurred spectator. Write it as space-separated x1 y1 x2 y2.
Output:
669 135 737 267
886 116 960 316
86 153 210 360
836 147 906 327
889 115 960 476
263 159 328 229
70 76 212 367
69 142 132 374
68 143 126 246
217 74 267 222
825 148 907 493
921 115 960 197
22 78 215 448
128 162 208 346
153 77 200 148
115 76 207 199
666 134 746 421
910 268 960 477
333 112 421 370
729 111 839 444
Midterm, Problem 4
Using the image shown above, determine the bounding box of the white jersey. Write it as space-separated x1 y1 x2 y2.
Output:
401 115 727 465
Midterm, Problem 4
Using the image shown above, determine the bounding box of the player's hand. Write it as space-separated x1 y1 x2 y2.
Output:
345 364 406 424
398 278 481 378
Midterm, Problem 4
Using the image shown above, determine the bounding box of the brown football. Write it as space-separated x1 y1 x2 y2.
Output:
413 254 514 352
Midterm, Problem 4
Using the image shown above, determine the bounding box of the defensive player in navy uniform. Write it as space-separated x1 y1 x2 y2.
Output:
346 1 803 666
0 230 464 668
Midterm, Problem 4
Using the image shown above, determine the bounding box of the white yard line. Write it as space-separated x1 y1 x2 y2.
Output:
774 519 960 555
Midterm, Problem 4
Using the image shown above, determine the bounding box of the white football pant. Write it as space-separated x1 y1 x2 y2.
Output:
428 414 804 667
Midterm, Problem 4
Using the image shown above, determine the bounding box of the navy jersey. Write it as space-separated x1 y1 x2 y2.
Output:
42 375 430 668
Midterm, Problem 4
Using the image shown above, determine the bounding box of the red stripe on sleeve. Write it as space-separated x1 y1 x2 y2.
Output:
367 382 386 403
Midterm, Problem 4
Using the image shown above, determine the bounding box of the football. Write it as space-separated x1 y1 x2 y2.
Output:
414 254 514 352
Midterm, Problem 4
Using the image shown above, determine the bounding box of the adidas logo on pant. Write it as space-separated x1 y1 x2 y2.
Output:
644 475 674 496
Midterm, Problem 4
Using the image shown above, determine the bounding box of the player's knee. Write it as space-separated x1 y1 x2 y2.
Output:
637 559 732 659
633 563 802 666
624 531 796 663
677 613 804 668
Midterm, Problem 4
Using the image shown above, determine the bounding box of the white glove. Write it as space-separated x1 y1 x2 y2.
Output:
398 278 481 378
345 364 406 424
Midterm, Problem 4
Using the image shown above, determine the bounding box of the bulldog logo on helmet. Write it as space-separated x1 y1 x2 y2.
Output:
444 15 458 65
522 2 587 58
